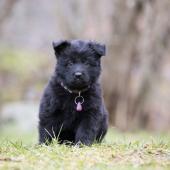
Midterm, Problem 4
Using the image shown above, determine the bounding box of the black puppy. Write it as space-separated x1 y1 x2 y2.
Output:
38 40 108 145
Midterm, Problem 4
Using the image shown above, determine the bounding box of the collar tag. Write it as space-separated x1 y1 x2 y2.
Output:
74 92 84 112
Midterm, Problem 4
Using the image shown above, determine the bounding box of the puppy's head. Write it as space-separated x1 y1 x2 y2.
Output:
53 40 106 91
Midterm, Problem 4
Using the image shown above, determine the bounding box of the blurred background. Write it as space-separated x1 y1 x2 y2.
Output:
0 0 170 142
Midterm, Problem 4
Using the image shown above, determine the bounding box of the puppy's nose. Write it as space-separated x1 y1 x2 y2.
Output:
74 72 82 78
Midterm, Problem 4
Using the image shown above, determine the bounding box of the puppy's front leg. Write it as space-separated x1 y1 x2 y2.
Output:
75 115 99 146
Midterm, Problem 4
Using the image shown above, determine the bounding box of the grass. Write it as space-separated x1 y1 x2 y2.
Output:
0 127 170 170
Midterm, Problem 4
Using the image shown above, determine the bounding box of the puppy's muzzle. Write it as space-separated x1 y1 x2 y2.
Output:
74 72 83 79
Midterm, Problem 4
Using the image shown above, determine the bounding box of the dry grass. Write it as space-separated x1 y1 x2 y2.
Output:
0 128 170 170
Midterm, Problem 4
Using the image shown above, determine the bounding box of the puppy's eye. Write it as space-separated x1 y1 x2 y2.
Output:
85 62 90 66
67 61 73 66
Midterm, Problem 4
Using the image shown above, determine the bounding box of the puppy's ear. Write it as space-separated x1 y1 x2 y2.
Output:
52 40 70 56
89 42 106 57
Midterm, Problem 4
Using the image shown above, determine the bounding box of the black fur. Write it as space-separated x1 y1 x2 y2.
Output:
38 40 108 145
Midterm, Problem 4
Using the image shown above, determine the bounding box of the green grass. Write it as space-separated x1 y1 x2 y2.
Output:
0 127 170 170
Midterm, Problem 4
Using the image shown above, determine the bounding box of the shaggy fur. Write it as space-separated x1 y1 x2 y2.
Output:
38 40 108 145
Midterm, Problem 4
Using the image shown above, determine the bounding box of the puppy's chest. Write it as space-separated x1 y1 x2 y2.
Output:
59 96 85 126
60 94 89 113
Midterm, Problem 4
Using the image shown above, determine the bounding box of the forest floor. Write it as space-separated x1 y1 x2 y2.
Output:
0 127 170 170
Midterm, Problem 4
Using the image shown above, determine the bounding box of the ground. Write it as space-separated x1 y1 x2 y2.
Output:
0 126 170 170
